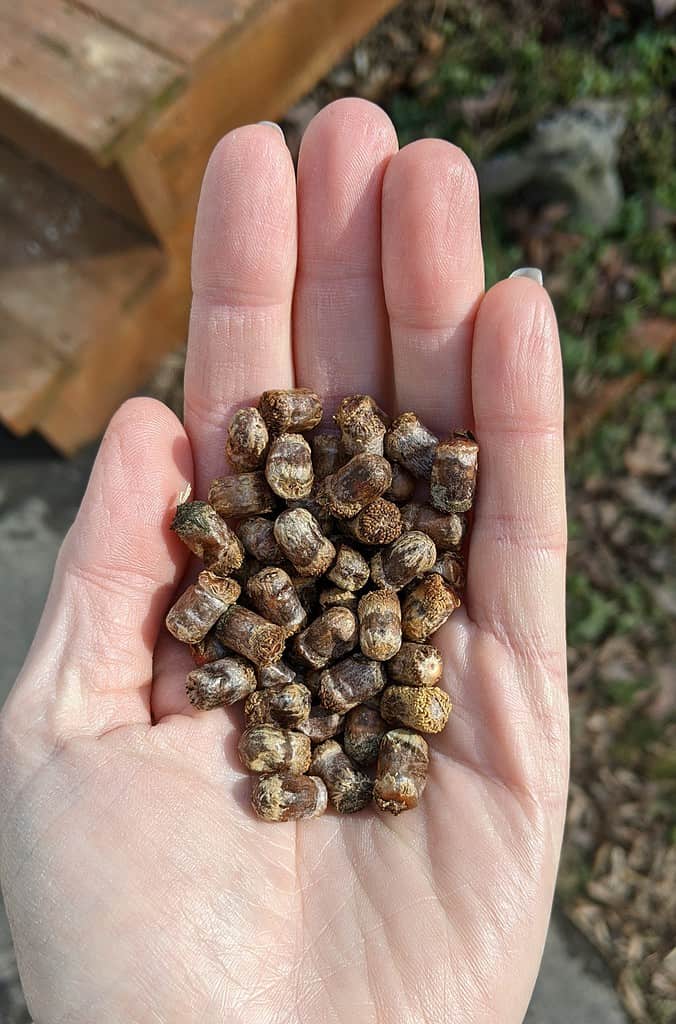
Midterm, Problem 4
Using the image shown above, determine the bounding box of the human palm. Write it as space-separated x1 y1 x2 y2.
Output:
0 101 568 1024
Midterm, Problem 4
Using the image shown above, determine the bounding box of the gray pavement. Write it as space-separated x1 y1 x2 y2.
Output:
0 428 627 1023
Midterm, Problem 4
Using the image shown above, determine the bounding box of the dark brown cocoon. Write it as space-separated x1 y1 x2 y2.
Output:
432 552 466 591
238 724 312 774
259 388 322 434
237 517 284 565
326 544 370 591
297 705 345 743
274 508 336 577
251 773 328 821
226 407 269 471
244 682 312 728
358 589 402 661
246 566 307 637
401 503 466 552
186 656 257 710
430 431 478 514
310 740 373 813
318 587 359 612
380 685 451 734
293 607 358 669
345 498 402 545
387 642 443 687
257 659 297 689
319 655 385 714
334 394 386 456
320 453 392 519
265 433 314 500
165 572 241 643
401 574 461 642
215 605 286 668
209 472 276 518
171 500 244 574
370 530 437 591
385 413 439 478
374 729 429 814
343 704 388 765
385 462 416 503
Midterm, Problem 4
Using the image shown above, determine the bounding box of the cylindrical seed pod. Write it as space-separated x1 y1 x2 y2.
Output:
319 655 385 713
292 607 358 670
430 431 479 514
312 433 345 480
297 705 345 743
310 740 373 813
238 724 312 773
319 453 392 519
370 530 437 591
236 517 284 566
326 544 370 591
384 462 416 503
343 704 388 765
274 508 336 577
251 773 328 822
374 729 429 814
257 659 297 689
385 413 439 478
265 433 314 500
215 606 286 668
189 631 228 667
165 572 241 643
402 503 467 552
170 500 244 573
186 656 257 710
259 388 323 434
244 682 312 728
358 589 402 661
381 685 451 734
319 587 358 612
344 498 402 545
209 472 276 518
246 567 307 637
334 394 386 456
432 551 466 591
225 407 269 470
387 642 443 687
401 573 461 642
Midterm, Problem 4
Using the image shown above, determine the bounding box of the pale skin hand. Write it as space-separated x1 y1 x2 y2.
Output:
0 100 568 1024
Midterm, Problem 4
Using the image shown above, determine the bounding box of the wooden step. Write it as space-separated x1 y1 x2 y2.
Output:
0 140 164 437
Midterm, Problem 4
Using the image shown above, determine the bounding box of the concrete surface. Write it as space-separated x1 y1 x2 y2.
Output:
0 428 628 1023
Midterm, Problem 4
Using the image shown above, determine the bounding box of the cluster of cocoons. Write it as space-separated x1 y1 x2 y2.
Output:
165 389 478 821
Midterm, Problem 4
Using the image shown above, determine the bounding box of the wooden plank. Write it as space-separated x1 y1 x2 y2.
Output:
122 0 399 235
0 308 66 434
0 0 183 159
0 97 147 227
77 0 257 65
37 217 194 453
0 139 165 434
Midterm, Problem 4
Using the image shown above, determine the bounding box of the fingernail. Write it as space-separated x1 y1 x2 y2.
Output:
509 267 544 286
257 121 285 142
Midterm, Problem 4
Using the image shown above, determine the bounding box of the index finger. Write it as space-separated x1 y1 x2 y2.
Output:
184 125 297 494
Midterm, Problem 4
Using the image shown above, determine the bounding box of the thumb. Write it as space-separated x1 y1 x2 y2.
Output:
6 398 193 743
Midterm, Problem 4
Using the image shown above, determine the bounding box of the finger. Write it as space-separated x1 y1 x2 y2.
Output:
293 98 398 414
381 140 484 432
184 124 297 494
8 399 192 741
467 276 567 672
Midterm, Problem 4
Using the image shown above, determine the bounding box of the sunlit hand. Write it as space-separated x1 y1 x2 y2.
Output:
0 100 568 1024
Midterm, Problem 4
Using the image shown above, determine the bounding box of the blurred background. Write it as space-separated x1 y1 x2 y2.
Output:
0 1 674 1021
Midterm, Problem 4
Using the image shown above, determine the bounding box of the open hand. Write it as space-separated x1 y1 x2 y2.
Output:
0 99 568 1024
